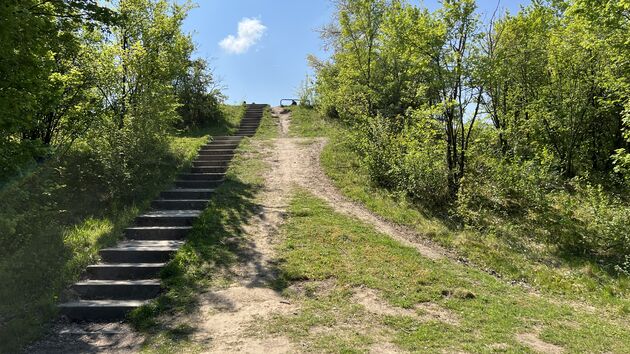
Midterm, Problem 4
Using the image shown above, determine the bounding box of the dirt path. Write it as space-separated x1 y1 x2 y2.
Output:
268 107 447 261
189 106 452 353
188 108 298 353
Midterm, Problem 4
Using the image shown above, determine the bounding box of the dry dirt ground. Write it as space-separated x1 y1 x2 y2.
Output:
27 107 556 353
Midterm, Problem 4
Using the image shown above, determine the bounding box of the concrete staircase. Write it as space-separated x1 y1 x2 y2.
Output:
58 104 266 321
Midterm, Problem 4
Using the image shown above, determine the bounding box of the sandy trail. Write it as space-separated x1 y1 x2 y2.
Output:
268 107 447 261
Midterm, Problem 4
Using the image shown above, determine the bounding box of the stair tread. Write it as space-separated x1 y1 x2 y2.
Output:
59 300 149 308
126 226 193 230
174 179 224 183
102 240 184 251
179 173 225 176
139 210 201 217
153 199 209 202
75 279 161 285
165 188 215 192
87 263 167 268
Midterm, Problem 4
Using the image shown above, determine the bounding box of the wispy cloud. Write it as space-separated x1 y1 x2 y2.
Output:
219 18 266 54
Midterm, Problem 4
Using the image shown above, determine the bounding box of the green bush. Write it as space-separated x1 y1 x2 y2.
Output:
353 112 449 208
457 137 630 274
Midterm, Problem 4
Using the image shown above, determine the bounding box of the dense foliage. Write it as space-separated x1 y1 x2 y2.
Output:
312 0 630 271
0 0 224 185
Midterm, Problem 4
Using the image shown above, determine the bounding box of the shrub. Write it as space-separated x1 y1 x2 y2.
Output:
353 111 449 208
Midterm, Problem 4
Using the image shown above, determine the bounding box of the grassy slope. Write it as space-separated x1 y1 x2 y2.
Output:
0 105 244 353
132 106 278 353
290 107 630 305
260 106 630 352
262 190 630 353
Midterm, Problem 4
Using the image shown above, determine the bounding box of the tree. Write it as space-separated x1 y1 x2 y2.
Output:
85 0 196 200
174 58 225 128
0 0 115 178
429 0 483 197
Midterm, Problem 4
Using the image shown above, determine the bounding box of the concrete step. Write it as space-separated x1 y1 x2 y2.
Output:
192 161 229 169
100 240 184 263
195 154 234 161
125 226 192 240
72 279 161 300
198 149 235 155
87 263 166 280
201 143 239 150
174 179 223 189
190 166 227 174
59 300 148 321
160 188 214 199
177 173 225 181
151 199 208 210
210 136 243 142
134 210 201 227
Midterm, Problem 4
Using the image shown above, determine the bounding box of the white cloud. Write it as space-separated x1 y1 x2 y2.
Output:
219 18 266 54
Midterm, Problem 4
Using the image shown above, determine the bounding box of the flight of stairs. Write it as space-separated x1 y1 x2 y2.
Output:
58 104 266 321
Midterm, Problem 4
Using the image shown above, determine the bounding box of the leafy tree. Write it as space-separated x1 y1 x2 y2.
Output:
87 0 195 201
174 58 225 128
0 0 115 179
428 0 483 197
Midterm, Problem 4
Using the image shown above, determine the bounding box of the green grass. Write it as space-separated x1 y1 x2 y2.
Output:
260 190 630 353
286 107 630 330
287 106 335 138
253 106 280 139
176 104 245 138
0 105 244 353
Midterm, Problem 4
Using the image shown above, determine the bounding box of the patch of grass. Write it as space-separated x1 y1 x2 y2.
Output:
130 112 277 353
291 107 630 312
253 106 280 139
287 106 336 138
176 104 245 138
0 105 244 353
261 190 630 353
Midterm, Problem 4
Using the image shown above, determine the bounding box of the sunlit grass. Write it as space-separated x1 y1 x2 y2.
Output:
289 107 630 320
260 190 630 353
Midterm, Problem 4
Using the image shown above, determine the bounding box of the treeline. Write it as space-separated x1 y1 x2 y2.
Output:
0 0 223 196
312 0 630 271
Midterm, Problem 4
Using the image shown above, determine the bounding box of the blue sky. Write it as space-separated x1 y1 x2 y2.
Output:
183 0 531 105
